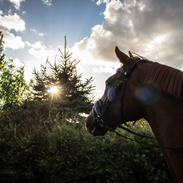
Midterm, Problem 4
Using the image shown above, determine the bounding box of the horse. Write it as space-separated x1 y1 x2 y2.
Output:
86 46 183 183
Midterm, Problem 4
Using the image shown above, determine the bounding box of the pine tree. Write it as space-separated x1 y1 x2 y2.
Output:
32 36 94 113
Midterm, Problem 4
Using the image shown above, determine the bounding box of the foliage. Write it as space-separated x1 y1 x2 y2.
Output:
0 112 174 183
0 32 5 66
0 32 29 113
32 37 94 113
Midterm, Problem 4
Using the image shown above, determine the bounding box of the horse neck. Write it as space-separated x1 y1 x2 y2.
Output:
143 92 183 147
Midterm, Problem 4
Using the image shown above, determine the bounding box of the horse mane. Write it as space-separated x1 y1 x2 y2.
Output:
143 60 183 100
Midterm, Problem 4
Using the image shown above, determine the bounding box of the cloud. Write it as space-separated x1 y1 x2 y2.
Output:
21 11 26 15
92 64 116 74
41 0 53 6
74 0 183 69
13 58 24 68
30 28 45 37
96 0 110 5
0 11 26 50
73 24 116 63
26 41 56 61
0 12 26 32
8 0 25 10
25 41 58 81
3 31 25 50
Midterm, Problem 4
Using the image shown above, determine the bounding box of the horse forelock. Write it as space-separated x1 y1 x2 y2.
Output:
143 61 183 100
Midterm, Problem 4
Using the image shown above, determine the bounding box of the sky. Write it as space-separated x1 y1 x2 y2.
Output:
0 0 183 98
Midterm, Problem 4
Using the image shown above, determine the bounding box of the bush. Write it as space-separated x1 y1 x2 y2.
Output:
0 114 173 183
0 32 29 114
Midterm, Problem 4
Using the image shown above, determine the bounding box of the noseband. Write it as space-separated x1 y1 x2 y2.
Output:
92 59 142 132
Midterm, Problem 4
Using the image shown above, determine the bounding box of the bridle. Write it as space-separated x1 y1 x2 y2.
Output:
91 57 183 150
92 58 142 133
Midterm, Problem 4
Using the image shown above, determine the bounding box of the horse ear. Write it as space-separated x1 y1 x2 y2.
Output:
128 51 133 58
115 46 130 65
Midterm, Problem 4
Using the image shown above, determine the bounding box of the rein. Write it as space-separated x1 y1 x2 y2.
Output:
115 125 183 150
118 124 153 139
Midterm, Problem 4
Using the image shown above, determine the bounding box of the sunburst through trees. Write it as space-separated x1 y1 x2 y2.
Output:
32 36 94 114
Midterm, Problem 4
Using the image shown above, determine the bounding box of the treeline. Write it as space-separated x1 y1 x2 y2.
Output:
0 32 173 183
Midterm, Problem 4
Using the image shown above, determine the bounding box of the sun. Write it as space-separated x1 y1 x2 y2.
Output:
47 86 59 95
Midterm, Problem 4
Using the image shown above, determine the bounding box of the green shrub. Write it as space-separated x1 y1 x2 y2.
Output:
0 115 173 183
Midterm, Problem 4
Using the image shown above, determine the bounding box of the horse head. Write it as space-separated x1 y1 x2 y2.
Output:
86 46 146 136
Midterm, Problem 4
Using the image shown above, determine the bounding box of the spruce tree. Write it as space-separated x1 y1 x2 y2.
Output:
32 37 94 113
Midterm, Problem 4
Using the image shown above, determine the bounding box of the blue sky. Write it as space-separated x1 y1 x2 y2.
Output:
22 0 105 46
1 0 183 98
0 0 105 49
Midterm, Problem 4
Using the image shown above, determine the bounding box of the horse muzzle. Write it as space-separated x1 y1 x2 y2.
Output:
86 113 107 136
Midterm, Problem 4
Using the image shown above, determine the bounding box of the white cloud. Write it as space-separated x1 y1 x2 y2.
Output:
24 41 58 81
27 41 46 49
92 63 118 74
8 0 25 10
75 0 183 70
41 0 53 6
13 58 24 68
30 28 45 37
0 12 26 32
2 30 25 50
73 24 115 63
22 11 26 15
96 0 110 5
0 11 26 50
27 41 56 61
